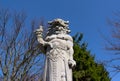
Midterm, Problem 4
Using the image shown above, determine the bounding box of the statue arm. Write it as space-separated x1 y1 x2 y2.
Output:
35 26 53 53
67 40 76 68
69 46 74 60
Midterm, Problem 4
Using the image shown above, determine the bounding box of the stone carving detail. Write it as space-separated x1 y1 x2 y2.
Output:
35 18 76 81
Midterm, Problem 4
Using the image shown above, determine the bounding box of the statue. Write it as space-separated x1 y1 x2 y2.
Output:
35 18 76 81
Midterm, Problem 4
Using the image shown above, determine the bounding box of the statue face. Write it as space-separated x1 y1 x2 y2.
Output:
47 18 70 35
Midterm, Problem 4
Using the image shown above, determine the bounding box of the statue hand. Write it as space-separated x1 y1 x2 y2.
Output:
34 26 43 37
68 59 76 69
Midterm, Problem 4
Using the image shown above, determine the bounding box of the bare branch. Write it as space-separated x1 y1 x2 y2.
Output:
0 8 44 81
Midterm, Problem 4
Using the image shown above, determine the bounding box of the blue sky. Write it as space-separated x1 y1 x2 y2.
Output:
1 0 120 81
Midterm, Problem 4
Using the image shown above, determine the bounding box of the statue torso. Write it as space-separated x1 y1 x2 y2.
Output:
45 34 73 60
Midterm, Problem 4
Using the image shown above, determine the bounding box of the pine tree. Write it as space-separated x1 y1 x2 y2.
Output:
73 33 111 81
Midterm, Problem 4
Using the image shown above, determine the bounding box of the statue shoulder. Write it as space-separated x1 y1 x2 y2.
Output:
45 34 73 42
58 34 73 42
45 35 57 41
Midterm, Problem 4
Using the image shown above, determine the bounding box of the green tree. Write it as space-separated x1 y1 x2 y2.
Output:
73 33 111 81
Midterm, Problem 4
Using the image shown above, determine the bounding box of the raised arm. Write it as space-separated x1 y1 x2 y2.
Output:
35 26 46 44
35 26 53 53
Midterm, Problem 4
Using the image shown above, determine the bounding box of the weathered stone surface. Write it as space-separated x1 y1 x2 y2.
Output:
35 18 76 81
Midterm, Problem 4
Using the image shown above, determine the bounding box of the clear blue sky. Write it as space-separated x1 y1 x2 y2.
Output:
1 0 120 81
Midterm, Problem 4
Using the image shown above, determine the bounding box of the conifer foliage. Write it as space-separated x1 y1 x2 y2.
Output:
73 33 111 81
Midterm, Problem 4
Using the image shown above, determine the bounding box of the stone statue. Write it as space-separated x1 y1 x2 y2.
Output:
35 18 76 81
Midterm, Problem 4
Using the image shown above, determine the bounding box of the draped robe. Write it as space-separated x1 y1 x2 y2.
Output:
43 34 73 81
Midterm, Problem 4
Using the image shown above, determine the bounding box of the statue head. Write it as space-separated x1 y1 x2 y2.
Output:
47 18 71 35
